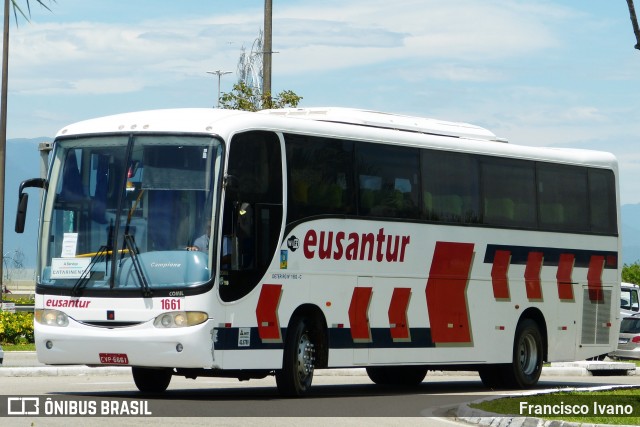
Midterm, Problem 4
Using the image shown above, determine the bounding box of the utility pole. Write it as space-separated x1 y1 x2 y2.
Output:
207 70 232 108
0 0 10 290
627 0 640 50
263 0 273 104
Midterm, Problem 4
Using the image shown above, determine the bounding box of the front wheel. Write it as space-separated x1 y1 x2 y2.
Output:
132 367 172 393
275 316 317 397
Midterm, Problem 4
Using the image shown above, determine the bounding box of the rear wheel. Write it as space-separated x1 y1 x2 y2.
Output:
366 366 428 386
505 319 543 388
479 319 543 390
132 367 172 393
275 316 317 397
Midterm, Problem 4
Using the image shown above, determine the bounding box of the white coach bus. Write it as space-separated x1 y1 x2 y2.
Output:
16 107 620 396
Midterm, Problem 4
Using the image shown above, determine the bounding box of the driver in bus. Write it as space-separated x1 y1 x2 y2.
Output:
188 220 211 252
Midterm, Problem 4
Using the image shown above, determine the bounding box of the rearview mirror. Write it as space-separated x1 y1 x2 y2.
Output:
15 177 48 234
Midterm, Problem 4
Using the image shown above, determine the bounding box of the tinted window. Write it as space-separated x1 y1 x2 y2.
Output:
537 164 588 232
421 150 480 223
481 158 536 228
589 168 617 234
282 133 617 236
228 132 282 204
357 143 420 218
221 131 283 302
285 134 354 222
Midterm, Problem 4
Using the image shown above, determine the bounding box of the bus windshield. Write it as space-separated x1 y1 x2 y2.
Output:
39 134 222 294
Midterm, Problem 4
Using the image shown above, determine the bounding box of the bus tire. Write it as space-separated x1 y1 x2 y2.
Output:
505 319 543 388
366 366 428 386
275 316 316 397
132 367 172 393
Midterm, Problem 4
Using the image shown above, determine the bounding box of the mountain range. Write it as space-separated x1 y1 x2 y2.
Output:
4 138 48 268
3 138 640 267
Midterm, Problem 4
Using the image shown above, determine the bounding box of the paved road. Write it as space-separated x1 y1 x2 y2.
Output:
1 352 639 426
2 371 640 425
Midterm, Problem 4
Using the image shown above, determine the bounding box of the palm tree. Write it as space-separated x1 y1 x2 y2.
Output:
1 0 54 293
627 0 640 50
9 0 52 22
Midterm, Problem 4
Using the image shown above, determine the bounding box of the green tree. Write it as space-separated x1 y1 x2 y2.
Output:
622 261 640 284
219 81 302 112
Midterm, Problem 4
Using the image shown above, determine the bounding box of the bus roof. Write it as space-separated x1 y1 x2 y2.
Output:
55 107 617 170
258 107 504 142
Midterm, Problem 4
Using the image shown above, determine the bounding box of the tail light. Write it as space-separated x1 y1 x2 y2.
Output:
631 336 640 343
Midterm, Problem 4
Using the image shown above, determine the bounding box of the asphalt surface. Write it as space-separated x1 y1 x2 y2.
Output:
1 351 639 427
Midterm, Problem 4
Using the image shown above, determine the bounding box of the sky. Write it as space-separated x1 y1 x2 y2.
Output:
4 0 640 203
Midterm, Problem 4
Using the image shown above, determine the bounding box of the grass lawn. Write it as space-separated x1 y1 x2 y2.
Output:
1 343 36 351
470 388 640 425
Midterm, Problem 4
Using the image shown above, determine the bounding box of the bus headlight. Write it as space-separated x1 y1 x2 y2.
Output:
34 309 69 327
153 311 208 328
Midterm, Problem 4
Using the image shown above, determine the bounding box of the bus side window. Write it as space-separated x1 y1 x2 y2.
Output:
356 143 420 219
284 134 355 222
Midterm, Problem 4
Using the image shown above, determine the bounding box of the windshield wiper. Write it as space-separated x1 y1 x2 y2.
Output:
122 233 153 298
71 221 114 296
71 245 110 297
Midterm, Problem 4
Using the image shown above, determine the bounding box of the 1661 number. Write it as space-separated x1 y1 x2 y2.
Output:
160 298 182 310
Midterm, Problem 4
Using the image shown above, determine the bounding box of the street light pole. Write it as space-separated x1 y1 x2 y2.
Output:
0 0 10 290
263 0 272 104
206 70 232 108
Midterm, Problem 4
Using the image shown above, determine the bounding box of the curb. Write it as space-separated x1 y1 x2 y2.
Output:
456 384 640 427
0 366 129 377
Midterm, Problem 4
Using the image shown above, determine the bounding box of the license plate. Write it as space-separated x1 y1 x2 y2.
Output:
99 353 129 365
619 338 629 344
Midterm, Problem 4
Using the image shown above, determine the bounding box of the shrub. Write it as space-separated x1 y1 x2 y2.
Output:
1 294 35 305
0 311 35 345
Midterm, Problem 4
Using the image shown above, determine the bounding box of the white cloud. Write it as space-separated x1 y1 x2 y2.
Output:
559 106 608 123
7 0 640 205
421 64 505 82
7 0 572 96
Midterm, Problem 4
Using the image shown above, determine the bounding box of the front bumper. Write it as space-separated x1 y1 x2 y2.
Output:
35 318 216 368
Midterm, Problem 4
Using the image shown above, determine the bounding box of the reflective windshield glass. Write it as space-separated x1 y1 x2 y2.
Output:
39 135 222 293
620 317 640 334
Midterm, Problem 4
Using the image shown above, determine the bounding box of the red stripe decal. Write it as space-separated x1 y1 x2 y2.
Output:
349 287 373 342
556 253 575 301
255 284 283 342
425 241 474 344
491 250 511 299
524 252 543 300
587 255 605 302
388 288 412 341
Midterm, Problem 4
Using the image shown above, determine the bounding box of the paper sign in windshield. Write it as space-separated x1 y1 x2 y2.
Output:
51 257 92 279
61 233 79 258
